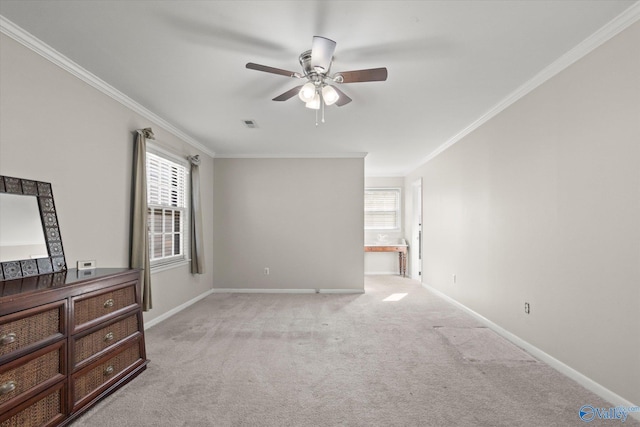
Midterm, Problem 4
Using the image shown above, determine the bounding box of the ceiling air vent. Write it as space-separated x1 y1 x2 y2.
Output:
242 119 258 129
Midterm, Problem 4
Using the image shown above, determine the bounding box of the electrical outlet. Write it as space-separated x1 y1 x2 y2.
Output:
524 302 530 314
264 267 270 275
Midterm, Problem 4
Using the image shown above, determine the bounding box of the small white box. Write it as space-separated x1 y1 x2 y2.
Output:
77 260 96 270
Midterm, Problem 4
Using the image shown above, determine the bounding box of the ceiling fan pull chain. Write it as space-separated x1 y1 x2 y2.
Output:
321 90 325 124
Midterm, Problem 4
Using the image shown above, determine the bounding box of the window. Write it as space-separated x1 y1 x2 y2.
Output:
146 149 189 267
364 188 401 230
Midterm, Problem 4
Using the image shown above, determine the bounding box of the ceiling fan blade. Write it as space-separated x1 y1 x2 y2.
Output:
246 63 300 78
311 36 336 73
272 85 303 101
331 86 352 107
334 67 388 83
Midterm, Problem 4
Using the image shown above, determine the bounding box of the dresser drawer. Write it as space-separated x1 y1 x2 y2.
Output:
0 341 65 411
72 337 143 409
72 313 141 368
71 283 137 332
0 381 65 427
0 302 65 361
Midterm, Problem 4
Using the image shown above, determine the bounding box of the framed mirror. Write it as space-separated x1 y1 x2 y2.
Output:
0 175 67 280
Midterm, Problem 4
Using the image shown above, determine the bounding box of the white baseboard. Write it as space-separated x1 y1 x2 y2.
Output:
143 288 215 330
212 288 364 294
422 282 639 420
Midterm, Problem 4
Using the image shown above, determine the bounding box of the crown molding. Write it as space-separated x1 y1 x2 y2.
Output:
364 171 407 178
0 15 216 158
403 1 640 176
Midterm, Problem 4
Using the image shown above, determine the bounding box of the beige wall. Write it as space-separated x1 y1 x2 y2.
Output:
405 22 640 404
4 10 637 406
0 34 215 324
213 158 364 291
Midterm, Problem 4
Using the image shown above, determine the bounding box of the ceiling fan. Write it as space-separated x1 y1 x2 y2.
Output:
246 36 388 124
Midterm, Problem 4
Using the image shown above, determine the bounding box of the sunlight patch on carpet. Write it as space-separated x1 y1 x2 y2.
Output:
383 293 408 302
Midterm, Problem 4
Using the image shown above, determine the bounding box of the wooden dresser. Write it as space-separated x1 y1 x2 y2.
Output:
0 268 148 426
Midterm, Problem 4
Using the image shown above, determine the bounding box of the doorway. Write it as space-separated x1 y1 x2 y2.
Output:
411 178 422 280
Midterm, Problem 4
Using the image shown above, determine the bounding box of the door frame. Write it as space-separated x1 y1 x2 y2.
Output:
411 178 422 280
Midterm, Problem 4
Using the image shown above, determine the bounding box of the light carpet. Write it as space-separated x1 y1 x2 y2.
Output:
72 275 637 426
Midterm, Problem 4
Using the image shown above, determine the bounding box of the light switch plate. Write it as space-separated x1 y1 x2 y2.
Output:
77 260 96 270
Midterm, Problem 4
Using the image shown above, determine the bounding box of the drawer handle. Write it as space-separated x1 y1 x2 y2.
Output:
103 299 115 308
104 332 114 342
0 381 17 396
0 333 17 346
104 365 114 376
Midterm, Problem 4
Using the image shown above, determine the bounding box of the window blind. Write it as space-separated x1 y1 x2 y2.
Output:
364 188 401 230
147 152 187 208
146 151 188 263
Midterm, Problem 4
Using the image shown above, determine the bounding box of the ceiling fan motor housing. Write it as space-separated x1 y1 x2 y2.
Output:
299 50 324 82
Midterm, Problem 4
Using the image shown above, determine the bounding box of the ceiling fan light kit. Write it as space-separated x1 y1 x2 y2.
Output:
322 85 339 106
246 36 388 125
305 94 321 110
298 82 316 102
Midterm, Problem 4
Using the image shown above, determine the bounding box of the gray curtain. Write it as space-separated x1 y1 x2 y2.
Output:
188 155 205 274
131 127 154 311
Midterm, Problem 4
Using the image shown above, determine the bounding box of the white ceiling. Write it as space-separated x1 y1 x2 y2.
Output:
0 1 636 176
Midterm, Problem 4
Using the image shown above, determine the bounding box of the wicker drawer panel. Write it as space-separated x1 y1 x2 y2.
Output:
73 285 136 328
0 344 63 406
73 342 141 404
0 384 63 427
74 314 140 365
0 306 62 358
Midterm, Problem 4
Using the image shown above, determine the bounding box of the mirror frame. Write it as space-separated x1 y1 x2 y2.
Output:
0 175 67 280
